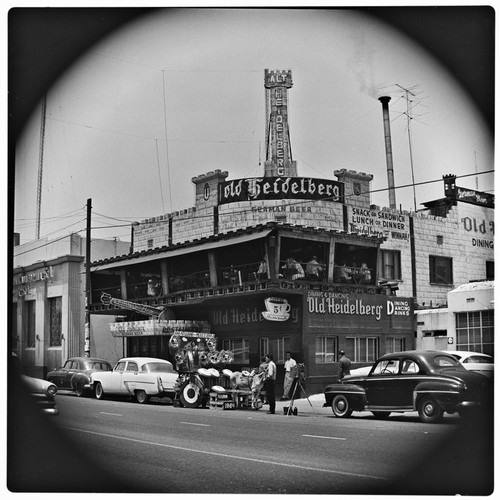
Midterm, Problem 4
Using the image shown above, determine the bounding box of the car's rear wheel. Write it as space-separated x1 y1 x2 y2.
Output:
135 389 149 404
95 382 105 400
372 411 391 419
417 396 443 423
331 394 352 418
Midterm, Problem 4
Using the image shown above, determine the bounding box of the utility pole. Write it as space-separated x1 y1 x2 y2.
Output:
397 84 420 212
84 198 92 356
36 94 47 239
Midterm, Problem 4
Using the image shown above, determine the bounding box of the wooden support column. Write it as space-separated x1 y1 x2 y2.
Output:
120 268 127 300
160 260 169 295
328 235 336 282
208 251 218 287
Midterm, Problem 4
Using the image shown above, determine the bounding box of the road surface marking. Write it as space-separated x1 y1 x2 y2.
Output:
180 421 210 427
62 426 389 482
100 412 123 416
302 434 346 441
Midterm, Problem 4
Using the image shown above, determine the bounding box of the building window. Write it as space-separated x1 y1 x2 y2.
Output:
378 250 401 281
147 239 154 249
486 261 494 280
25 300 36 348
222 338 249 365
345 337 379 363
315 336 337 364
385 336 405 352
429 255 453 285
49 297 62 347
456 310 494 356
259 337 290 363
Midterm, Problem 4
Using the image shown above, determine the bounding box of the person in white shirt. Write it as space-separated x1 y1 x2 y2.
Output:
281 351 297 400
264 353 277 414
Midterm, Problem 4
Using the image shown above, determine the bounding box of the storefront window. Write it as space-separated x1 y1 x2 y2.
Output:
345 337 379 362
25 300 36 348
222 338 249 365
49 297 62 347
259 337 290 363
456 310 494 356
315 336 336 363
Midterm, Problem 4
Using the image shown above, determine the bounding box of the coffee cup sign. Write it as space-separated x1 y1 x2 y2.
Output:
262 296 291 321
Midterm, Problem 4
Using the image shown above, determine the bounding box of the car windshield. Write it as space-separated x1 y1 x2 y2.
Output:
142 362 173 373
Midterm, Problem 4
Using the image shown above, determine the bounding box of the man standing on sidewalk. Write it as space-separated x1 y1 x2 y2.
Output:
264 353 277 414
281 351 297 400
338 350 351 380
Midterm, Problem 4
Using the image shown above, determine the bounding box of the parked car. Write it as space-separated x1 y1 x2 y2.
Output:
11 353 59 415
443 350 493 378
47 357 112 396
90 357 179 403
21 375 59 415
324 350 492 423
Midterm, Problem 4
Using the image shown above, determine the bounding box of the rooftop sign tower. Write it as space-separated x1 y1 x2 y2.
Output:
264 69 297 177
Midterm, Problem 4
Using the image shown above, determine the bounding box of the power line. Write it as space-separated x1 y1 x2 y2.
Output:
14 169 494 250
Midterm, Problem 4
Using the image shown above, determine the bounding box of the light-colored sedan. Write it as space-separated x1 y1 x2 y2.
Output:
444 351 493 378
91 357 179 403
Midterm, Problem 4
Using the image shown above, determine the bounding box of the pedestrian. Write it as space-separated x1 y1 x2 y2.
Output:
258 356 268 373
281 351 297 400
257 259 267 280
305 256 322 280
264 353 277 414
338 350 351 380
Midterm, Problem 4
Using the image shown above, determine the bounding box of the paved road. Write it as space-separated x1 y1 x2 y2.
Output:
8 389 494 494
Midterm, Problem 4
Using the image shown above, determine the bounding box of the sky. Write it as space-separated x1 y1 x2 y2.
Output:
12 6 494 245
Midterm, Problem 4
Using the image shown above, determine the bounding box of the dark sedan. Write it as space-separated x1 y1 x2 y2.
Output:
324 350 492 423
47 357 112 396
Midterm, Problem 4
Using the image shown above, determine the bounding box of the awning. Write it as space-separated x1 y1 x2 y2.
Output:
93 229 272 271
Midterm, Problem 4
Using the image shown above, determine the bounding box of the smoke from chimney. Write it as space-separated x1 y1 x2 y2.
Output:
379 96 396 209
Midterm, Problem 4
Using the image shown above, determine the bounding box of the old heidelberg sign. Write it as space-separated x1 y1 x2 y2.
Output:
218 176 344 205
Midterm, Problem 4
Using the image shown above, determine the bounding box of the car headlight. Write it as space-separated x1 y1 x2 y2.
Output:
45 384 58 397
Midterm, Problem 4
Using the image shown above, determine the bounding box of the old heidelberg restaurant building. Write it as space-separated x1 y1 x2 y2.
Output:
81 70 493 394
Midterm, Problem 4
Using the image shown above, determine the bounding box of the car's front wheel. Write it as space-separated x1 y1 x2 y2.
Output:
331 394 352 418
135 389 149 404
95 382 105 400
417 396 443 423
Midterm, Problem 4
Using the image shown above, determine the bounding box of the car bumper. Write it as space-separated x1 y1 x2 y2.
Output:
41 406 59 415
458 400 481 408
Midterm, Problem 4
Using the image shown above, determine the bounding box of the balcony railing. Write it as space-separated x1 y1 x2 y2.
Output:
91 261 377 305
